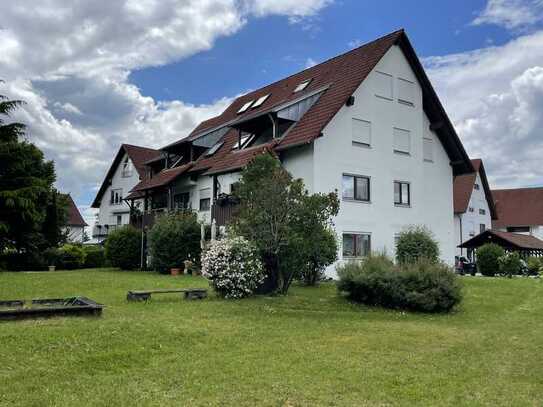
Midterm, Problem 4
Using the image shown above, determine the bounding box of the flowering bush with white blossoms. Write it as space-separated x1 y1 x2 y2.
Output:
201 236 265 299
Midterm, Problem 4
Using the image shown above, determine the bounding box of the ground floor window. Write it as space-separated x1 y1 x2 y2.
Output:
480 223 486 233
173 192 190 210
342 233 371 258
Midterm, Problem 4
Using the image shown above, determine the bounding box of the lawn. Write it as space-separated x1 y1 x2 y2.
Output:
0 270 542 406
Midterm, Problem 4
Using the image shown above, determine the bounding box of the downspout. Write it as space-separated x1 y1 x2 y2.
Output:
459 216 463 256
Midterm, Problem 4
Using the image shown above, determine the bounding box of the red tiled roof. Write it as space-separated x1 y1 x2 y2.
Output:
91 144 160 208
65 194 87 227
492 187 543 228
130 163 193 193
453 159 497 219
459 230 543 250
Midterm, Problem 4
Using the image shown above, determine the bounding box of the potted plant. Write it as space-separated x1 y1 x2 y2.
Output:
44 248 59 271
184 260 193 275
170 266 182 276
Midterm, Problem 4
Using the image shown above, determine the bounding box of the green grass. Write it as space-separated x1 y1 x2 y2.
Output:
0 270 542 406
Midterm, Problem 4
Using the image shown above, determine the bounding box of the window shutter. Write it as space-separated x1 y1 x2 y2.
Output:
393 128 410 154
352 119 371 146
423 138 434 162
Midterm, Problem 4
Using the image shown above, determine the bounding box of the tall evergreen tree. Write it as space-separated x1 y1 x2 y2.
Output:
0 88 57 253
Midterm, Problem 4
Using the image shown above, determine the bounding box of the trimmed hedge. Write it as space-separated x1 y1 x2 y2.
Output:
337 254 462 313
476 243 504 277
83 246 106 268
104 226 141 270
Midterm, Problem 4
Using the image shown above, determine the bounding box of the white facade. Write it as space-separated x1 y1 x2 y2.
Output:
454 171 492 257
194 45 458 277
63 225 85 243
94 152 141 240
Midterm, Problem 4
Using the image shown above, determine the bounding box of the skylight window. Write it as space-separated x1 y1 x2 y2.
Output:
237 100 253 114
206 141 223 156
294 79 311 93
232 134 255 150
252 94 270 108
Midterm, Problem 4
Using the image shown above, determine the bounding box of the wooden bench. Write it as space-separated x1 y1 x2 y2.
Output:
126 288 207 302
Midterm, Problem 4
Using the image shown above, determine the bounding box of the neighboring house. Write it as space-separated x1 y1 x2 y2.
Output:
125 29 472 276
91 144 161 242
453 159 497 258
63 194 88 243
492 187 543 240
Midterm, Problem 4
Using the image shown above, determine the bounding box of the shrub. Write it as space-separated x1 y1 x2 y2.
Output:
0 251 46 271
396 226 439 265
337 254 462 313
148 211 201 274
57 244 87 270
201 236 265 299
104 226 141 270
83 246 105 268
476 243 504 277
526 257 543 276
498 252 522 278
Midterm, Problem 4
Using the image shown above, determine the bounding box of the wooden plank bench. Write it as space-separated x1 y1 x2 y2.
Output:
126 288 207 302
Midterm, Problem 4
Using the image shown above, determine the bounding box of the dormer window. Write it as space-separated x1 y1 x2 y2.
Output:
294 79 311 93
206 142 223 156
237 100 253 114
252 94 270 108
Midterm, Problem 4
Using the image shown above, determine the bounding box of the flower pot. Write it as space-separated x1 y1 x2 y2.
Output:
48 265 56 272
170 268 181 276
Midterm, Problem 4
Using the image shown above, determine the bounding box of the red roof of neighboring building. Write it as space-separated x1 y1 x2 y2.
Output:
65 194 87 227
459 230 543 250
453 159 497 219
492 187 543 228
91 144 161 208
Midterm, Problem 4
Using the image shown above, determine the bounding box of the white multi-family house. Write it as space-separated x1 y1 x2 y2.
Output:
492 187 543 240
453 159 497 258
125 29 473 276
62 194 88 243
91 144 161 242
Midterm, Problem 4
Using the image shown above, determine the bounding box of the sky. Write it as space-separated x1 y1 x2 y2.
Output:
1 0 543 226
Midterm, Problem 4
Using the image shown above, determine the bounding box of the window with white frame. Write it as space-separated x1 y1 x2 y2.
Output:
468 207 475 213
343 233 371 258
199 188 211 211
342 174 370 202
110 189 123 205
397 77 415 105
352 118 371 147
394 181 411 206
480 224 486 233
423 138 434 162
393 127 411 154
374 71 393 99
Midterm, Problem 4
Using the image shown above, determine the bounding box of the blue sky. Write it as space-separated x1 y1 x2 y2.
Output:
0 0 542 223
130 0 510 105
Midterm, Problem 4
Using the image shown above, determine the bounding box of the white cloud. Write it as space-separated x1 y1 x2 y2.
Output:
305 57 317 68
426 30 543 188
348 38 363 48
0 0 333 212
472 0 543 30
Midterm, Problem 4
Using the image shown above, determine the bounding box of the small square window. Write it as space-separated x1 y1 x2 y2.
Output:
110 189 123 205
468 207 474 213
342 233 371 258
393 128 411 154
474 183 480 190
374 71 393 99
394 181 410 206
342 174 370 202
423 138 434 162
352 118 371 146
479 208 486 215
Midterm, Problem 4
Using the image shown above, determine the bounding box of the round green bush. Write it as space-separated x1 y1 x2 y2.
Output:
104 226 141 270
476 243 504 277
396 226 439 265
498 252 522 278
526 257 543 276
83 246 105 268
57 244 87 270
148 211 201 274
337 254 462 313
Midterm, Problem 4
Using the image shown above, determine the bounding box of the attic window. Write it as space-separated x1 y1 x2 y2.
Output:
206 142 223 156
252 94 270 109
294 79 311 93
237 100 253 114
232 134 254 150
